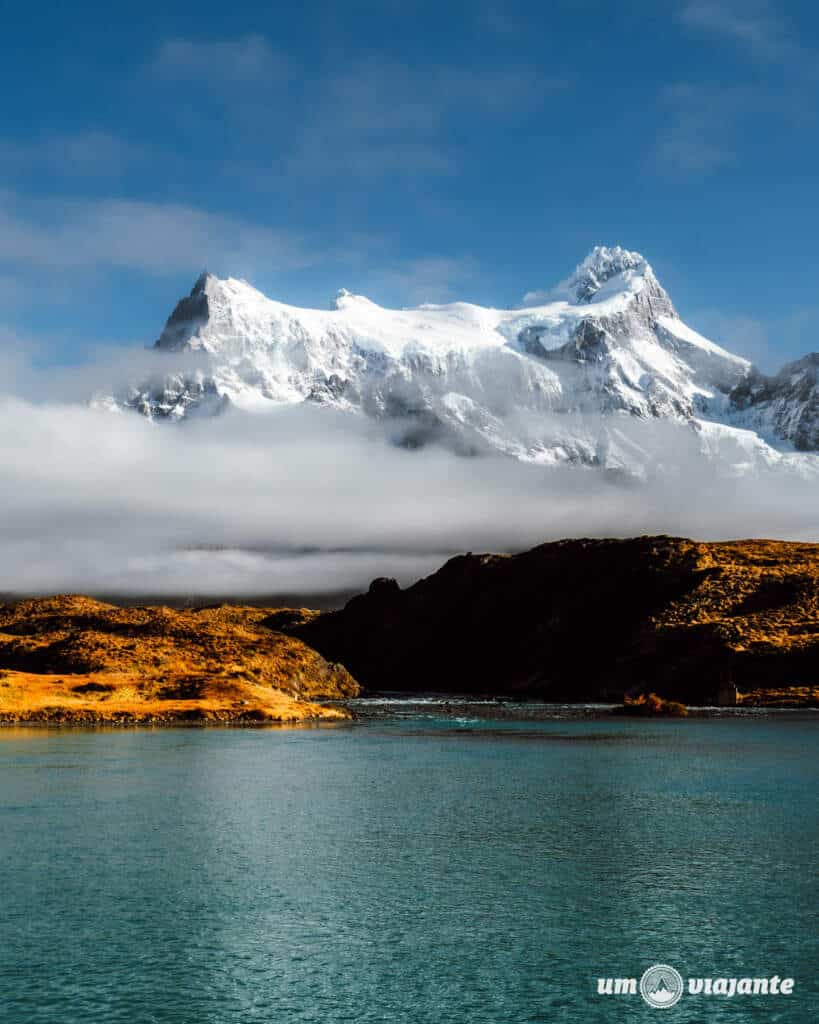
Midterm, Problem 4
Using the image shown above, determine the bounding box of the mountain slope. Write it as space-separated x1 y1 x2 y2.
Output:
100 246 818 469
729 353 819 451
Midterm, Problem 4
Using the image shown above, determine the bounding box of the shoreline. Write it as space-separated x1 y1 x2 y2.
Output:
342 691 819 712
2 692 817 728
2 688 816 729
0 693 351 727
19 699 819 727
0 715 349 729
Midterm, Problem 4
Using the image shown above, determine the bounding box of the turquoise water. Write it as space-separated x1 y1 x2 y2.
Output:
0 715 816 1023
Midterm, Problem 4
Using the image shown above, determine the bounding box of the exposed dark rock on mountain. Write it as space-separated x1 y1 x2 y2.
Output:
730 354 819 451
155 272 211 351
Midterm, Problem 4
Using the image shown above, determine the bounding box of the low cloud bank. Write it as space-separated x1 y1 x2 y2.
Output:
1 397 818 596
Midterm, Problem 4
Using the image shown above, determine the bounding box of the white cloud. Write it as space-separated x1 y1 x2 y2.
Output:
0 329 216 404
0 131 154 176
0 326 35 391
478 5 526 37
521 286 560 306
288 62 559 177
137 36 565 183
0 274 33 307
150 34 288 87
0 394 817 596
0 195 309 277
679 0 800 63
659 1 817 176
694 308 819 372
0 192 484 308
361 257 473 305
654 82 758 173
691 312 775 370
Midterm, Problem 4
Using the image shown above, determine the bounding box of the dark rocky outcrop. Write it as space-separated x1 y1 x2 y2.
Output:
292 536 819 704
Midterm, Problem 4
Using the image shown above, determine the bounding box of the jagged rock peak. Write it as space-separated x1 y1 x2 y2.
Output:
154 272 215 350
566 245 652 302
729 351 819 451
192 270 212 292
778 352 819 376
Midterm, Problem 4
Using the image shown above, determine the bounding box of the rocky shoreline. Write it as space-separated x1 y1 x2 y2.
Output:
339 694 817 723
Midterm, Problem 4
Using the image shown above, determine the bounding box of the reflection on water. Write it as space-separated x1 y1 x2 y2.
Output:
0 713 816 1023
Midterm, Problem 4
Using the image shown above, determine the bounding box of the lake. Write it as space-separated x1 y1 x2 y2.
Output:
0 712 816 1022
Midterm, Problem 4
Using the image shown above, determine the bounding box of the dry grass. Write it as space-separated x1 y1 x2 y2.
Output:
0 596 359 724
650 539 819 704
657 539 819 649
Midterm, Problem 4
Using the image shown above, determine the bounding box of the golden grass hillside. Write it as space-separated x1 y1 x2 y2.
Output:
0 596 359 724
652 539 819 705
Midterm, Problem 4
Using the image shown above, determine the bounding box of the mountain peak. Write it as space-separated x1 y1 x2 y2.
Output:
523 245 667 309
567 245 650 303
155 274 213 350
333 288 380 311
577 244 647 275
121 252 819 461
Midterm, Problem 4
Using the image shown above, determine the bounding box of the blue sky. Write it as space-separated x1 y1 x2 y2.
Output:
1 0 818 371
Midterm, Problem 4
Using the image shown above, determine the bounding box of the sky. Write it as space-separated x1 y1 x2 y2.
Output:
1 0 818 373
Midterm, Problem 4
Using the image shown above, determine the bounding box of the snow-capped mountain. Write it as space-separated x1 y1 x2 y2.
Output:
729 354 819 451
101 246 817 470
